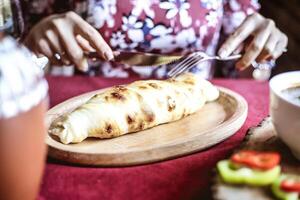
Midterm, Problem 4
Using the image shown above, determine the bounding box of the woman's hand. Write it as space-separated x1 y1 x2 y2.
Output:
218 12 288 70
24 11 114 71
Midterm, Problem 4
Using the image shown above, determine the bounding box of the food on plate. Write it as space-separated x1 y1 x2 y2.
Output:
216 150 300 200
217 150 281 186
271 175 300 200
49 73 219 144
230 150 281 170
280 175 300 193
217 160 281 186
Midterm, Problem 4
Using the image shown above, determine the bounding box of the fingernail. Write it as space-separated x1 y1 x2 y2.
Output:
113 51 120 57
80 58 89 72
236 61 246 71
218 48 228 58
63 58 71 65
238 67 246 71
104 50 114 61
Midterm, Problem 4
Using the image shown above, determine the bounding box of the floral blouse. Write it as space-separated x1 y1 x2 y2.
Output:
0 36 48 119
18 0 259 78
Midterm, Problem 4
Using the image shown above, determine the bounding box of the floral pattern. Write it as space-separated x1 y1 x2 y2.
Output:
89 0 117 28
19 0 260 78
131 0 157 18
159 0 192 28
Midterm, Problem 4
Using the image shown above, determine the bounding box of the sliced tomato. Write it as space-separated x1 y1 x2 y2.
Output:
280 176 300 192
230 150 281 170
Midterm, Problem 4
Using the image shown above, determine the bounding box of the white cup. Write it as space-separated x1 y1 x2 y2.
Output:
270 71 300 159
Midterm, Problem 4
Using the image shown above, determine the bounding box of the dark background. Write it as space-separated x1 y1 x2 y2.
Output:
261 0 300 75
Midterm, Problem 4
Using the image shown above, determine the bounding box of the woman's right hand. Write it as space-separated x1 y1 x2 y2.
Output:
24 11 114 71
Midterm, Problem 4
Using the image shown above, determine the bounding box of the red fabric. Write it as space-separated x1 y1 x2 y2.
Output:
40 76 269 200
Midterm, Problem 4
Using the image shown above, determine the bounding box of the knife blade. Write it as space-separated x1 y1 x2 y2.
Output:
87 51 183 66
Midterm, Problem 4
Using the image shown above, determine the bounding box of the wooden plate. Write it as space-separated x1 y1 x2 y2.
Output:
46 87 248 166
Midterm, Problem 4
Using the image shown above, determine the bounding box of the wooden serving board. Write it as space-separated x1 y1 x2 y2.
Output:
46 87 248 166
212 117 300 200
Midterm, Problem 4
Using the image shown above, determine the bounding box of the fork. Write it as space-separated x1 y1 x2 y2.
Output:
167 52 242 78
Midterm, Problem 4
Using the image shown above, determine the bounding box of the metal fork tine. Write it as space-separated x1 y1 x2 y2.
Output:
171 56 203 78
167 52 242 78
168 54 203 77
167 53 198 75
173 57 206 78
168 57 199 77
167 54 199 77
169 56 201 77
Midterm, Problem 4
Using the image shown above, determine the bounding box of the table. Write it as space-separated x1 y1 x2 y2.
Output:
40 76 269 200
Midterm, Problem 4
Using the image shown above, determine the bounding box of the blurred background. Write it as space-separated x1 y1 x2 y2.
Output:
260 0 300 75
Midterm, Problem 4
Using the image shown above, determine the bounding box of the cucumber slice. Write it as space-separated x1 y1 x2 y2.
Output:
271 175 298 200
217 160 280 186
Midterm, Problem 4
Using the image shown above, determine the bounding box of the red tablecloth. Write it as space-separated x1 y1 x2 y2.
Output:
40 76 269 200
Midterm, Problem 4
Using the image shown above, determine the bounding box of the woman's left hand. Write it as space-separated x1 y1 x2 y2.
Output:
218 12 288 70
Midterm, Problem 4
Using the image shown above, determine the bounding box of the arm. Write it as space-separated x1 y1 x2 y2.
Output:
218 0 288 70
8 1 110 71
24 11 114 72
0 34 49 200
0 100 47 200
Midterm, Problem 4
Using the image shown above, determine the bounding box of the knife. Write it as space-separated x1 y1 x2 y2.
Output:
34 51 185 69
87 51 183 66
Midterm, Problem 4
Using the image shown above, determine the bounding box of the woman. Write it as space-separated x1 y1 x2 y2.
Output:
1 2 49 199
0 33 48 199
13 0 287 78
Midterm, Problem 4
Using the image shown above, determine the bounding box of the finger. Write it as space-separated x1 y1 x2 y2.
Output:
73 17 114 60
233 43 244 55
37 40 60 66
31 44 44 58
273 32 288 59
45 29 71 65
218 13 263 58
75 34 96 52
236 20 274 70
256 28 280 62
36 38 54 59
35 53 45 58
233 37 253 55
55 24 89 71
